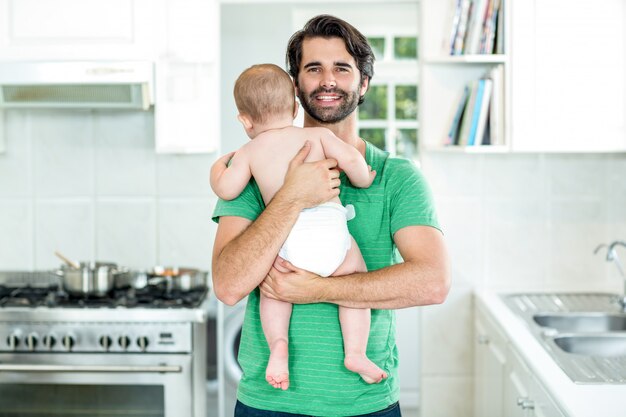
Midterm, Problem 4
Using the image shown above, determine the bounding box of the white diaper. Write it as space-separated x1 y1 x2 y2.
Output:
278 202 352 277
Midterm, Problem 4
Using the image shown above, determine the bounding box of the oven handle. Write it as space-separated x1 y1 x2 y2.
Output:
0 364 182 373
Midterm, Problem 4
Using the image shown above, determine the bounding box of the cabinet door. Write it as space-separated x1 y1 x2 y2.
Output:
474 309 507 417
529 373 567 417
510 0 626 152
504 348 533 417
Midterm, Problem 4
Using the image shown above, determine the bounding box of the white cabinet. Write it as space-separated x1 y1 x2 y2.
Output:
0 0 158 60
474 306 507 417
0 0 219 154
509 0 626 153
474 303 569 417
420 0 626 153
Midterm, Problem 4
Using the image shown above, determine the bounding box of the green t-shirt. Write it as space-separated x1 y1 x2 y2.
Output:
212 142 440 416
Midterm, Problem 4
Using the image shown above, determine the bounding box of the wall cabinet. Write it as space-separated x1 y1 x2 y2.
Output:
0 0 219 154
420 0 626 153
475 304 568 417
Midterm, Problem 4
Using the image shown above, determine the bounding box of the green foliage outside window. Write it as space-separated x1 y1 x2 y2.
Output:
360 128 386 151
360 85 387 120
395 85 417 120
396 129 418 158
394 36 417 59
368 37 385 60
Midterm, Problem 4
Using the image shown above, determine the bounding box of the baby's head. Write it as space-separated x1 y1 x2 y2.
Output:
234 64 296 134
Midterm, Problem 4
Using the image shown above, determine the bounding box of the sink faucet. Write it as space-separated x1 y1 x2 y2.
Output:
595 241 626 311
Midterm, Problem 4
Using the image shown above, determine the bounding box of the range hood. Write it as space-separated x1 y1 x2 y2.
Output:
0 61 154 110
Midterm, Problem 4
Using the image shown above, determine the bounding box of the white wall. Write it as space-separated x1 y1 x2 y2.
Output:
0 109 218 270
419 151 626 417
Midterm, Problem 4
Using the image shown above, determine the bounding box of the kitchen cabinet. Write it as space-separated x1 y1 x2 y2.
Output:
0 0 219 154
475 302 569 417
420 0 626 153
474 305 507 417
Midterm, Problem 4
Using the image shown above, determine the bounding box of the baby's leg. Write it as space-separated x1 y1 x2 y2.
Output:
333 237 388 384
260 293 292 390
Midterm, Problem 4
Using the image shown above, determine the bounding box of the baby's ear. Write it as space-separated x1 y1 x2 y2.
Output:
293 101 299 119
237 114 253 131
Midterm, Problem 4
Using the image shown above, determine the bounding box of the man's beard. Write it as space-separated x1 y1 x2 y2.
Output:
297 86 361 124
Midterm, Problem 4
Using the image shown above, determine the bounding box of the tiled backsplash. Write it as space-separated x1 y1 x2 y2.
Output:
419 151 626 417
0 109 217 270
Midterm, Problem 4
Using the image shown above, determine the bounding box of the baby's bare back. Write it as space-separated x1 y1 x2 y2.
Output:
243 126 334 205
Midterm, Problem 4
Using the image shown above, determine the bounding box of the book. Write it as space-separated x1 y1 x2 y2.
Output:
488 64 505 145
494 0 505 54
446 85 471 145
467 78 486 145
465 0 489 54
452 0 472 55
457 79 479 146
483 0 501 53
472 78 493 145
446 0 464 55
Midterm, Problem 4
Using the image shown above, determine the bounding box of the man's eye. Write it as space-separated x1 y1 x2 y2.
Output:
308 67 320 73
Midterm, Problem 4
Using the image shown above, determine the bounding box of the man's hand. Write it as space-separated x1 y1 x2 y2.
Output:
277 141 341 210
260 258 323 304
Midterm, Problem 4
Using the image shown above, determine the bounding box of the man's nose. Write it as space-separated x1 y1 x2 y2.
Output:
321 77 336 89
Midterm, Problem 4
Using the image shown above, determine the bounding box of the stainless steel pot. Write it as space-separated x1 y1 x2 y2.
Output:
148 267 207 292
54 262 128 297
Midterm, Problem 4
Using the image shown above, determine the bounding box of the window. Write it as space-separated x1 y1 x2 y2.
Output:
359 35 419 159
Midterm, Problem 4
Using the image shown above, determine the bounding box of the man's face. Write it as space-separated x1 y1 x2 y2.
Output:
296 37 369 124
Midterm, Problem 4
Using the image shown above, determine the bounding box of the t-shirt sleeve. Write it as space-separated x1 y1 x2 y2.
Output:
211 179 265 223
387 159 441 235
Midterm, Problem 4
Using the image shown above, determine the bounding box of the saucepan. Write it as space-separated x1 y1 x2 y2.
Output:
54 261 129 297
114 266 207 292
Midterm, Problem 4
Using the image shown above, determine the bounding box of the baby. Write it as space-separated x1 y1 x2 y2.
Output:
210 63 386 390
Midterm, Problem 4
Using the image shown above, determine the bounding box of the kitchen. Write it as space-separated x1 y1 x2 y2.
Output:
0 1 625 417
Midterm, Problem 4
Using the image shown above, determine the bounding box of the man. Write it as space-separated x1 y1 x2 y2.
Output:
212 14 450 417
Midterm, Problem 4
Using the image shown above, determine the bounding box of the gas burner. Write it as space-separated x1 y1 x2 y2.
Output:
0 285 61 307
0 283 208 309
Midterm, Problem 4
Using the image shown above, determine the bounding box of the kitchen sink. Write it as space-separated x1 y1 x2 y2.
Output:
502 293 626 383
554 334 626 357
533 313 626 332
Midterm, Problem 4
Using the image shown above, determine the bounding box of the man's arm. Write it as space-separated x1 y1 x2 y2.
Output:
212 143 342 306
259 225 451 309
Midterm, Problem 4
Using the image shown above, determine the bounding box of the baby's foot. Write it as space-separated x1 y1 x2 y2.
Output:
344 354 388 384
266 339 290 390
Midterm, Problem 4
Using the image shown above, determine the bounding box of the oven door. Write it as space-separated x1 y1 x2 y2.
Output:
0 353 193 417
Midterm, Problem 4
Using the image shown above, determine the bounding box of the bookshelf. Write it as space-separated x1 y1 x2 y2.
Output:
420 0 626 154
419 0 511 153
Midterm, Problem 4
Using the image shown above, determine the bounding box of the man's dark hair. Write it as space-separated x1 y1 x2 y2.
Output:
286 14 375 105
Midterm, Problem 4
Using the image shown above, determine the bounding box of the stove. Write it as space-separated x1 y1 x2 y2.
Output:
0 283 208 309
0 271 210 417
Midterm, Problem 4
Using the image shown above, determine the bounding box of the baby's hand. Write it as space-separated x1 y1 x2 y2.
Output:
366 165 377 186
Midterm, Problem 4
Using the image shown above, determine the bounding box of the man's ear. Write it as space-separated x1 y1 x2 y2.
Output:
359 77 369 98
237 114 253 131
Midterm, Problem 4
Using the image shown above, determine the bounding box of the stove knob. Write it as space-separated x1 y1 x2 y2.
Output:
25 333 38 351
136 336 149 351
99 336 113 351
62 335 75 351
6 334 19 350
43 335 56 350
118 336 131 350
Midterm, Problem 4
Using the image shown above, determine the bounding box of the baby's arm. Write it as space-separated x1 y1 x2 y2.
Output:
209 149 252 200
319 129 376 188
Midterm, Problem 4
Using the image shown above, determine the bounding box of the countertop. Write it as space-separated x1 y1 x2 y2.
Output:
476 290 626 417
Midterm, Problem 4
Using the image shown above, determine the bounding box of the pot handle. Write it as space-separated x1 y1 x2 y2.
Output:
52 269 64 277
